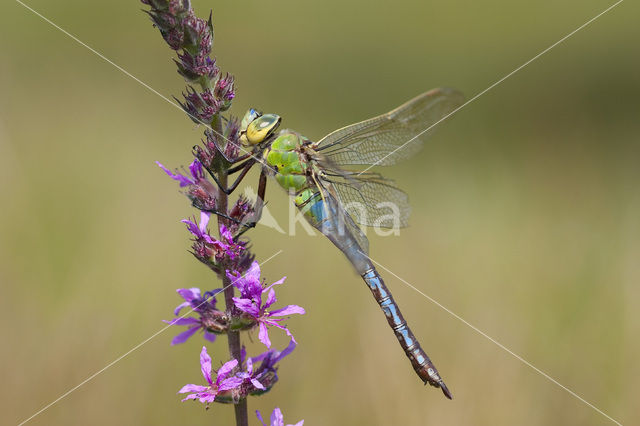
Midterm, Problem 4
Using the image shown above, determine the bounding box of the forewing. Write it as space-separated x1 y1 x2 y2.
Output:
316 88 463 166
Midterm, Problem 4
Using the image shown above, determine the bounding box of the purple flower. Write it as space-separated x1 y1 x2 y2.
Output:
217 225 243 258
164 287 227 345
182 212 246 262
157 158 205 187
251 339 296 374
256 408 304 426
181 212 252 276
235 340 297 395
218 224 247 261
182 211 220 245
179 346 243 404
228 262 305 348
206 342 296 402
235 355 265 391
229 261 269 302
158 158 219 212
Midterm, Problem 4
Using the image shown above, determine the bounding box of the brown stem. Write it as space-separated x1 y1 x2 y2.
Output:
212 114 248 426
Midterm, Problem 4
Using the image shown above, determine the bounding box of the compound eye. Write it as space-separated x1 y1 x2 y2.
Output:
246 114 281 145
240 108 262 132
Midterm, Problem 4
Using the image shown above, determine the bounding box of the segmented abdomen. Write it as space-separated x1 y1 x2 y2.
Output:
361 269 452 398
295 190 452 398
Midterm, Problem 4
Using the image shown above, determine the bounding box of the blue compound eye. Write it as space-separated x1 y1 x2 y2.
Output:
240 108 262 133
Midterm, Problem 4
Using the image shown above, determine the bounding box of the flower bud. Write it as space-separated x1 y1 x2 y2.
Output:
222 117 241 161
214 73 235 111
228 196 255 234
175 52 219 82
182 13 212 55
188 186 217 212
178 86 220 124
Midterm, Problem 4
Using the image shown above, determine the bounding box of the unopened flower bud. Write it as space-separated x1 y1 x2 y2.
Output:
182 13 212 55
228 196 255 234
176 52 219 82
178 86 220 124
214 73 235 111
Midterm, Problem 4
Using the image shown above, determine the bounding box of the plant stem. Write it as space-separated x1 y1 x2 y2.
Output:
212 115 248 426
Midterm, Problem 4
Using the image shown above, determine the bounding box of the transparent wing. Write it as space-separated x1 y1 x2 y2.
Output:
316 88 464 166
341 204 370 255
321 171 410 229
316 180 371 254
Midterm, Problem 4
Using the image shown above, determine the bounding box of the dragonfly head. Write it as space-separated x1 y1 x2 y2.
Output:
239 108 281 145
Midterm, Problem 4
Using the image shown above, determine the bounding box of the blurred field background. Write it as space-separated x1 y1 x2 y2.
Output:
1 0 639 425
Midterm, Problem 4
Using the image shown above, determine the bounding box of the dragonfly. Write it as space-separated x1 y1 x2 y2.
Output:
213 88 463 399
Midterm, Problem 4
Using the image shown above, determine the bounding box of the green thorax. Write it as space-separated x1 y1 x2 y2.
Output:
263 130 311 193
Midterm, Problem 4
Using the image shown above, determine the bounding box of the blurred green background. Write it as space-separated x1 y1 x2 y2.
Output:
1 0 638 425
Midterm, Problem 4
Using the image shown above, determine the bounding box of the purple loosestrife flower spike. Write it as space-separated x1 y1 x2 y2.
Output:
164 287 228 344
228 262 305 348
179 346 243 404
143 1 299 420
142 0 235 122
256 408 304 426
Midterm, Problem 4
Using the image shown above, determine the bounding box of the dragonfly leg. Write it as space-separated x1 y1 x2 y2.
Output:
205 159 256 195
228 157 254 174
205 168 227 193
226 159 256 193
199 169 267 237
199 207 244 225
229 152 253 165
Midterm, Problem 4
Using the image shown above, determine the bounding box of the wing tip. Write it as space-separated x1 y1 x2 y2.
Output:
425 87 465 103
